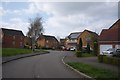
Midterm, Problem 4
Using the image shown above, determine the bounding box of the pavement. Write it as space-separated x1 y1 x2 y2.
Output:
63 52 119 73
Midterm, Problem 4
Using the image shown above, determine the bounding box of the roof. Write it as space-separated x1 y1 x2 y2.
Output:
60 39 65 41
1 28 24 36
83 29 98 36
38 35 58 42
99 29 120 41
68 32 81 39
109 19 120 29
99 19 120 42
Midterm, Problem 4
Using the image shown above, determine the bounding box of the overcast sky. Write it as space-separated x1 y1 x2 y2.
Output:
0 1 119 38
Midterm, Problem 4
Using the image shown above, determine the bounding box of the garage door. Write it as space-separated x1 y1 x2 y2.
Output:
115 45 120 49
100 45 112 54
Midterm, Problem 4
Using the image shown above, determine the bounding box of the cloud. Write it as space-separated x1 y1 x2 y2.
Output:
1 2 118 38
0 7 6 16
1 18 29 35
37 2 118 37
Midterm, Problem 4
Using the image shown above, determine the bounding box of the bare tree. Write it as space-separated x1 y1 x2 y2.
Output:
27 16 44 52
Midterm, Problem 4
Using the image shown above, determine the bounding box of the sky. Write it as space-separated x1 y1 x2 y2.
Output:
0 0 119 39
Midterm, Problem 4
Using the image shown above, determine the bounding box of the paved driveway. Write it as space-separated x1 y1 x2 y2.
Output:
2 50 83 78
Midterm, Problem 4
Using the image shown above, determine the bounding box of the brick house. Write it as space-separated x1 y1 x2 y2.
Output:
1 28 24 48
0 29 2 48
65 32 81 49
77 30 98 50
37 34 59 49
99 19 120 54
60 39 65 46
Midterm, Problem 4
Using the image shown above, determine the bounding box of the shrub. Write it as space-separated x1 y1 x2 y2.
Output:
87 43 90 53
98 55 120 66
76 51 82 57
93 41 99 56
98 55 106 62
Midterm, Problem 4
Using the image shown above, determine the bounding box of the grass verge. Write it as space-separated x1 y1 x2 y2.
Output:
2 48 48 57
66 62 119 79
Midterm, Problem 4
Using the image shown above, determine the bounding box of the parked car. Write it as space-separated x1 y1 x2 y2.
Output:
112 49 120 57
65 47 70 51
70 47 76 51
102 48 115 56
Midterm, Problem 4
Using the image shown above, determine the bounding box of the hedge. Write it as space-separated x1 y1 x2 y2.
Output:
98 55 120 66
76 51 82 57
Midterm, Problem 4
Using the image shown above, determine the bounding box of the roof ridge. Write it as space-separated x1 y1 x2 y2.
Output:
109 19 120 29
1 28 22 32
1 28 24 36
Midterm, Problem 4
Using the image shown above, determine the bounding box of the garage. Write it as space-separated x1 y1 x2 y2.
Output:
100 45 112 54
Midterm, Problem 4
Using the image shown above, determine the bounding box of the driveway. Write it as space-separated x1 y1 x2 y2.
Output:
2 50 83 78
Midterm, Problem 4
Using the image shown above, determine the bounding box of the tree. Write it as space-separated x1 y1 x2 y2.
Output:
87 43 90 53
27 16 44 52
79 38 83 51
93 40 99 56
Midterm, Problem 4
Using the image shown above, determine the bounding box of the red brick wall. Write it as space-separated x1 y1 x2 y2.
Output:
2 34 24 48
45 39 58 49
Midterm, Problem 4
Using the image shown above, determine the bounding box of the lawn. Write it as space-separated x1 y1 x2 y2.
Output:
67 62 119 79
2 48 32 57
2 48 48 57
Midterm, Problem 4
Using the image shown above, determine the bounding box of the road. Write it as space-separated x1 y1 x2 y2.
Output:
2 50 83 78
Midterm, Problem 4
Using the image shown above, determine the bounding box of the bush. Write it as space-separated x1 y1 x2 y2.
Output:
76 51 82 57
87 43 90 53
93 41 99 56
98 55 120 66
24 45 31 49
98 55 106 62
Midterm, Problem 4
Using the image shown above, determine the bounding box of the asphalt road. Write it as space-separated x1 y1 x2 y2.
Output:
2 50 83 78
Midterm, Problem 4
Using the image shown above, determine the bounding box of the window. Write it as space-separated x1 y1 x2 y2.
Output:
13 41 15 45
20 36 23 40
13 36 15 39
46 40 48 43
74 40 77 42
20 42 22 46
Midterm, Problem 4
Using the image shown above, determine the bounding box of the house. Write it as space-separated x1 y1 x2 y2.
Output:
77 30 98 50
37 34 59 49
60 39 65 46
1 28 24 48
60 39 65 49
99 19 120 54
65 32 81 49
24 36 32 48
